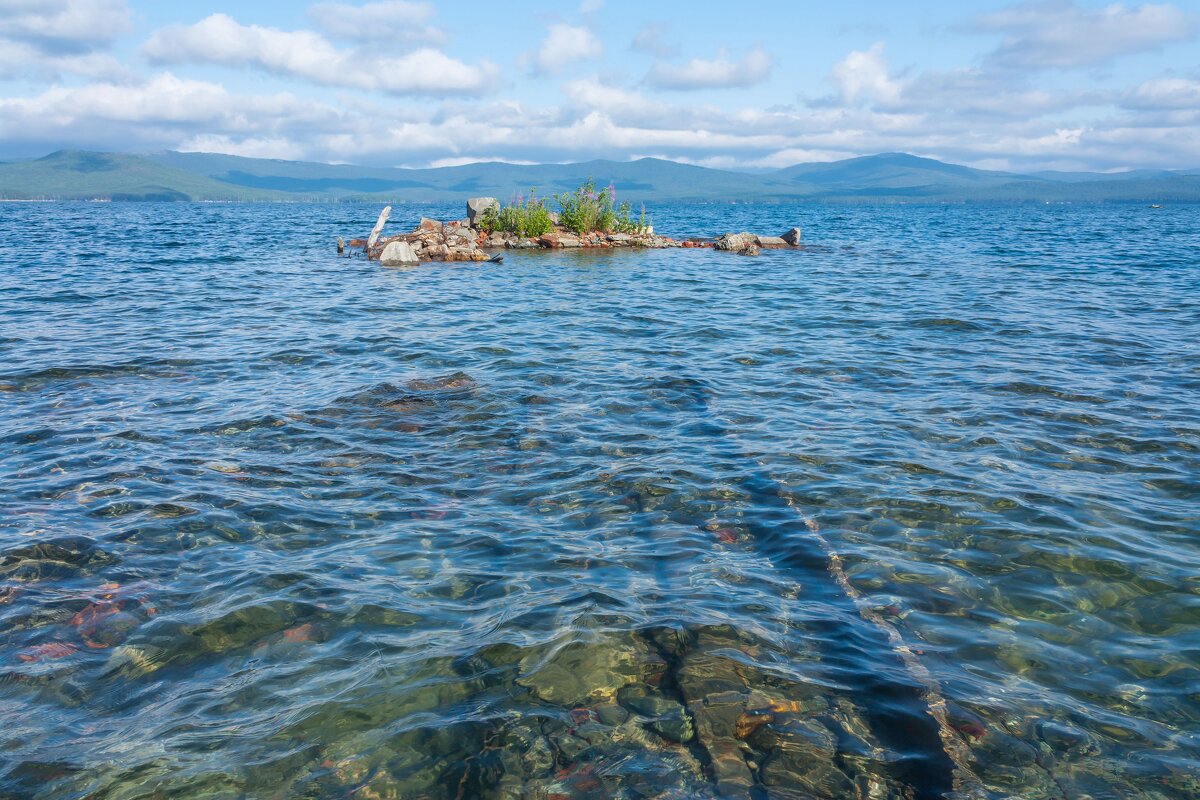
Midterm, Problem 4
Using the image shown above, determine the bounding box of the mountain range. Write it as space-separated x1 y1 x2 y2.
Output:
1 149 1198 203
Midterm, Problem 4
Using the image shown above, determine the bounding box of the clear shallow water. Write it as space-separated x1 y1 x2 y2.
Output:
1 201 1198 799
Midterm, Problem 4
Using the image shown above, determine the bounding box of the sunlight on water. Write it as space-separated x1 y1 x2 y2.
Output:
1 202 1198 798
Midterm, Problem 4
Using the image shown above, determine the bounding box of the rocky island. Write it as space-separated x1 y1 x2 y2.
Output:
340 183 801 265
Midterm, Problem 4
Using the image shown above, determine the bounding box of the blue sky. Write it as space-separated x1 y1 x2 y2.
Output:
1 0 1198 170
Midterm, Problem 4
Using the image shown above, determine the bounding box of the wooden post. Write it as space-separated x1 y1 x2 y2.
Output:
367 206 392 254
337 236 344 255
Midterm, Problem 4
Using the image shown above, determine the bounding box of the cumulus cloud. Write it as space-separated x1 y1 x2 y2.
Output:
971 0 1199 69
563 77 664 122
1121 76 1200 109
4 3 1200 172
529 24 603 75
829 42 903 107
0 0 130 53
142 13 497 95
5 66 1200 171
0 0 131 80
309 0 445 44
645 47 773 90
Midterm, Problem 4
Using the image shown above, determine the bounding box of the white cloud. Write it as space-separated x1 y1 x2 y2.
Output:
579 0 604 13
972 0 1199 69
645 47 773 90
0 0 131 80
1122 76 1200 109
0 0 130 53
309 0 445 44
142 13 497 95
179 135 309 160
563 78 660 117
829 42 903 107
0 43 131 82
530 24 603 75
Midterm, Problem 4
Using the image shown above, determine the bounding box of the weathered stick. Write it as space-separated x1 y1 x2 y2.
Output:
366 206 392 253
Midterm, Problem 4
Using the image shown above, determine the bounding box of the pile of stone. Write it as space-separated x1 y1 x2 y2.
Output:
342 200 803 265
374 218 492 266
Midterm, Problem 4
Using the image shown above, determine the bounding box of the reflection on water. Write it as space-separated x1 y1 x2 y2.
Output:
1 202 1199 798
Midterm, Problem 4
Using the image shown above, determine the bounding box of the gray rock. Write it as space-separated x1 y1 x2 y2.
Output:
595 703 630 726
466 197 500 226
781 227 802 245
618 685 676 717
379 241 419 266
756 236 788 248
650 709 695 743
713 232 758 252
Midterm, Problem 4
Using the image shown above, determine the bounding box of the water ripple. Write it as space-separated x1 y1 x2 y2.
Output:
1 202 1198 798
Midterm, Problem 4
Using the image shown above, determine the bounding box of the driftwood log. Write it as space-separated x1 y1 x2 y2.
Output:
366 206 392 252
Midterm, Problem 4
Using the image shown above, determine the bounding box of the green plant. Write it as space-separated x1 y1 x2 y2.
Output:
554 179 650 235
485 189 552 238
477 204 500 233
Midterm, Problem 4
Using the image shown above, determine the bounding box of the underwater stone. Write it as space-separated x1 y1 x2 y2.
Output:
649 708 695 743
594 702 630 726
517 638 640 706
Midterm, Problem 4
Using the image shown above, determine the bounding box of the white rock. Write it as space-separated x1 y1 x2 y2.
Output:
379 241 419 266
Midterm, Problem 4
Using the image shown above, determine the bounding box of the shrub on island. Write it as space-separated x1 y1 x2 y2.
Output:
478 180 650 238
554 179 648 237
477 190 553 238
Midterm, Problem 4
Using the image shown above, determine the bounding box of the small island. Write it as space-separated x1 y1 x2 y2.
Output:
340 180 802 265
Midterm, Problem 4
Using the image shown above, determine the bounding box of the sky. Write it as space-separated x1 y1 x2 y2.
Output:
1 0 1199 171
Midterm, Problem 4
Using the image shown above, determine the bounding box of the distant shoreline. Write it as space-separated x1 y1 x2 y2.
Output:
1 149 1196 204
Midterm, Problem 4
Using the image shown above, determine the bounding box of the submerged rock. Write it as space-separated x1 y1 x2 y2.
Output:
405 372 476 392
714 232 761 256
516 636 645 706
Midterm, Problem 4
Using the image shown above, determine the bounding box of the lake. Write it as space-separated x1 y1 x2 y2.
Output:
1 201 1198 798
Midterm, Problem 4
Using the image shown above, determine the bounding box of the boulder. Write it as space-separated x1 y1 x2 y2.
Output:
781 227 802 246
379 241 419 266
713 232 757 252
466 197 499 226
756 236 789 248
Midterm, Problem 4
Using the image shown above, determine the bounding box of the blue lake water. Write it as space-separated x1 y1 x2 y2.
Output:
1 201 1198 799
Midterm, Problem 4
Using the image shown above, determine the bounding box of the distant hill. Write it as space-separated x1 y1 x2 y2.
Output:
0 150 287 201
147 151 800 202
1 149 1198 203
